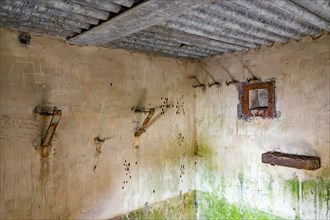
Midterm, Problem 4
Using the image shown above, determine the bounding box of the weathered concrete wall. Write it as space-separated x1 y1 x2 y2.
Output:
0 29 197 219
1 28 329 220
195 34 330 219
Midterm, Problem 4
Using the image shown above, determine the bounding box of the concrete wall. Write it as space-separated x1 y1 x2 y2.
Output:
195 34 330 219
0 29 197 219
1 28 329 220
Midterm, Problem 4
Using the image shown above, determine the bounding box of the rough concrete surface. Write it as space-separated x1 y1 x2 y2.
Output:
0 29 197 219
195 34 330 219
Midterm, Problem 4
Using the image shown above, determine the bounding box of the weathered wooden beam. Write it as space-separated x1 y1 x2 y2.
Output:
69 0 213 46
262 151 321 170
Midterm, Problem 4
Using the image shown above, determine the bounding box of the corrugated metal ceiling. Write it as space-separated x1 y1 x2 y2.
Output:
1 0 329 59
0 0 141 38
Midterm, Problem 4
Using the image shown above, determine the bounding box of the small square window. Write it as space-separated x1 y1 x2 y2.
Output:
238 80 277 120
249 89 269 110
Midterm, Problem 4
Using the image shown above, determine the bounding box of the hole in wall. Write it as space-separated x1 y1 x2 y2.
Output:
18 32 31 45
178 43 188 48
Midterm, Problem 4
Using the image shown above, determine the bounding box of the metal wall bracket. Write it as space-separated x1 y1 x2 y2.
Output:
134 108 155 137
35 105 62 157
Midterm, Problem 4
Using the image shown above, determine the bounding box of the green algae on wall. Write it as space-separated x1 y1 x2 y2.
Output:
285 177 330 206
284 177 302 219
317 179 330 210
285 177 300 202
197 191 285 220
301 179 330 210
194 139 212 158
284 177 330 219
111 191 197 220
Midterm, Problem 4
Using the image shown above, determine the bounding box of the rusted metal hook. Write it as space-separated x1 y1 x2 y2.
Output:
208 81 221 88
225 79 239 86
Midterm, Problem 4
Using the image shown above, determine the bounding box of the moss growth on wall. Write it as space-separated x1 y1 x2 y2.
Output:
284 177 330 219
285 178 330 207
183 190 197 219
194 140 212 158
302 180 317 200
197 191 285 220
113 188 299 220
284 177 300 219
285 177 300 202
301 178 330 211
318 179 330 210
111 191 197 220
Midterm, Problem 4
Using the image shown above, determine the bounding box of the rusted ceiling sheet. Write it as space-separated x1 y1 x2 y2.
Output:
1 0 329 59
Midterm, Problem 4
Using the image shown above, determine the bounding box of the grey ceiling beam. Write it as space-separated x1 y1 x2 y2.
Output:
69 0 214 46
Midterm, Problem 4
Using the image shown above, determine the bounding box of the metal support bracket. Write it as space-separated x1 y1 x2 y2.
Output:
35 105 62 157
134 108 155 137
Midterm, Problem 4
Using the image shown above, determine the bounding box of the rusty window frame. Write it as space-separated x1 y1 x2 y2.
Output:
238 80 276 119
